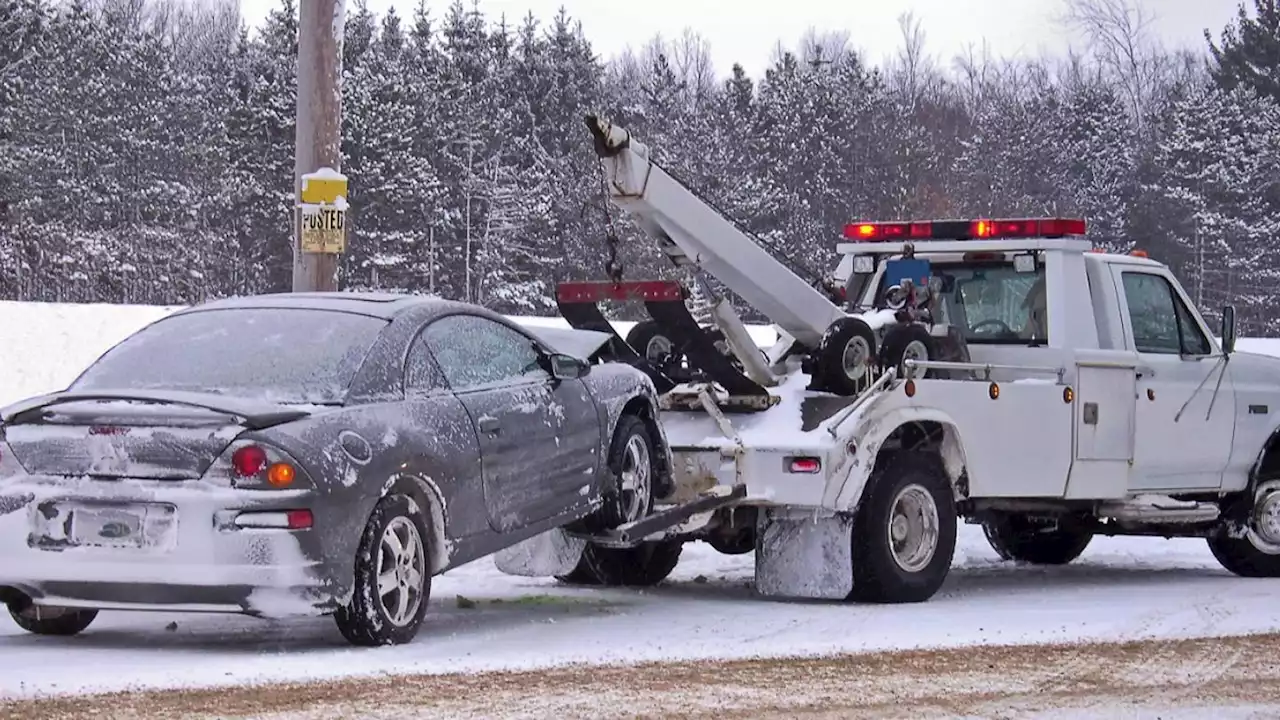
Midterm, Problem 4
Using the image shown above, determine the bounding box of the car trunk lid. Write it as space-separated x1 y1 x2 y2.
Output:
0 390 313 480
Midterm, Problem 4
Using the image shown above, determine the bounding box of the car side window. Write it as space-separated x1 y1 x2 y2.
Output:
422 314 547 390
1121 271 1211 356
404 330 448 394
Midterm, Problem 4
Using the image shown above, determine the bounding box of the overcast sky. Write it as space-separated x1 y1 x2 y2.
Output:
238 0 1241 78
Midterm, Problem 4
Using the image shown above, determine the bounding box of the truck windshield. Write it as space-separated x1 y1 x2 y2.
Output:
935 263 1047 345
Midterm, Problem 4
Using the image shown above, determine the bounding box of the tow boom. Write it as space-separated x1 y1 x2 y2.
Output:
585 115 845 348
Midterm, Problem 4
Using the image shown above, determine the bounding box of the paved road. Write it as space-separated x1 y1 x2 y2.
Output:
6 633 1280 719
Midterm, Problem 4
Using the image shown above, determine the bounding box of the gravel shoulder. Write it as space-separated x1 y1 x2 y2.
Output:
7 632 1280 719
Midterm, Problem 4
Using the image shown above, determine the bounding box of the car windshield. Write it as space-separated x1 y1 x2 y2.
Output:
72 307 387 405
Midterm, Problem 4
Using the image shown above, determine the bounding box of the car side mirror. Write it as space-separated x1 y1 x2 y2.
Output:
548 353 589 380
1221 304 1236 355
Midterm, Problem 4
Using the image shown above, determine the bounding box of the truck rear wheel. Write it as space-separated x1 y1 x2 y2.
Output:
981 514 1093 565
849 451 957 603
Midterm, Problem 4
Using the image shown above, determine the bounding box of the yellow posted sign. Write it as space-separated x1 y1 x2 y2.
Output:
299 168 348 254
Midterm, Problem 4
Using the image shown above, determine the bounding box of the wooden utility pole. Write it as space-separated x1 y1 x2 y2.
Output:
292 0 346 292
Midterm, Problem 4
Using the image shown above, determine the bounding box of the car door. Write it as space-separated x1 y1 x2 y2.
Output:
400 328 490 538
1111 267 1235 492
420 313 599 533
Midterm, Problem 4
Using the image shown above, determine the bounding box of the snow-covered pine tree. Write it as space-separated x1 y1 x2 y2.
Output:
1055 81 1139 254
1145 79 1280 333
1208 0 1280 102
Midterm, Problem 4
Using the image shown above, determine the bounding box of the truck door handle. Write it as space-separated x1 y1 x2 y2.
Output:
1136 365 1155 378
478 417 501 434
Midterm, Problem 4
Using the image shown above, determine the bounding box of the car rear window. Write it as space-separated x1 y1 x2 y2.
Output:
72 307 387 405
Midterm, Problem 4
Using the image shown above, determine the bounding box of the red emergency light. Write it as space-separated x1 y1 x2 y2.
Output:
844 217 1087 242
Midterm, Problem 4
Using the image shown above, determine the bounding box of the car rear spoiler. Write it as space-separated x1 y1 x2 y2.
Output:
0 389 314 429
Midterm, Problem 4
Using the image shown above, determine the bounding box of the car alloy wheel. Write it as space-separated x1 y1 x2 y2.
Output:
377 515 427 627
617 433 653 525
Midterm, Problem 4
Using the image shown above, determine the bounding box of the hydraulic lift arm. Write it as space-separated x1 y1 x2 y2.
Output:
585 115 845 349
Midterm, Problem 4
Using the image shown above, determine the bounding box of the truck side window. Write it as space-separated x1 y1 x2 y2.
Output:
1120 272 1212 356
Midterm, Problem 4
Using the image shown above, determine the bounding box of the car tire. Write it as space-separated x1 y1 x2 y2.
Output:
8 605 98 636
571 541 684 586
557 415 681 587
334 493 433 647
849 451 957 603
981 514 1093 565
817 317 878 396
596 414 658 529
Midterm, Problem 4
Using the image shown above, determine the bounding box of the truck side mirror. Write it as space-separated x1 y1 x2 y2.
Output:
1221 305 1236 355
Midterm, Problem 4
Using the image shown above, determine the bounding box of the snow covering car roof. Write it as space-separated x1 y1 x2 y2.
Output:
173 291 459 320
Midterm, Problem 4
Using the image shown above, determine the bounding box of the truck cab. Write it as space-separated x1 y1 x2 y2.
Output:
803 219 1280 599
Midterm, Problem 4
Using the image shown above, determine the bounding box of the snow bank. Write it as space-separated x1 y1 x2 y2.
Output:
0 301 181 408
0 301 779 407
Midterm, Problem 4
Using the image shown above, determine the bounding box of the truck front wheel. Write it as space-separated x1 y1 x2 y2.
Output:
1207 482 1280 577
981 514 1093 565
850 451 957 603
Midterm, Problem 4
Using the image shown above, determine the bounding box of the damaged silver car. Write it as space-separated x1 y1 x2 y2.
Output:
0 291 676 646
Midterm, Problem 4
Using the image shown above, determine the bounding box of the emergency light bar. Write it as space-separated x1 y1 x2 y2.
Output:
844 217 1087 242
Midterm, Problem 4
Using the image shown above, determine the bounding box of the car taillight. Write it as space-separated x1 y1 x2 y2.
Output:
232 445 268 477
217 441 303 490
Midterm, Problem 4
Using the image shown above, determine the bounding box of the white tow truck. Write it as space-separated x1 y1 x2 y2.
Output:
496 115 1280 603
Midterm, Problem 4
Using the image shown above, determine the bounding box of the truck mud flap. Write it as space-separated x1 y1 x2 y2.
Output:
556 281 678 393
642 297 769 398
755 508 855 599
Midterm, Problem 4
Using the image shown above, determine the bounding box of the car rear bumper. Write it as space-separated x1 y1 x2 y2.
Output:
0 475 336 617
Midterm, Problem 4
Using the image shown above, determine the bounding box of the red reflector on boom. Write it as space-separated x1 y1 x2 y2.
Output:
845 217 1086 242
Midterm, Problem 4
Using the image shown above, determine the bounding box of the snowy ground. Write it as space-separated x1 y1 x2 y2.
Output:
4 529 1280 713
3 300 1280 715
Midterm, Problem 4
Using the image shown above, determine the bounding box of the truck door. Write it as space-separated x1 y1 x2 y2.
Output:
1109 266 1235 491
